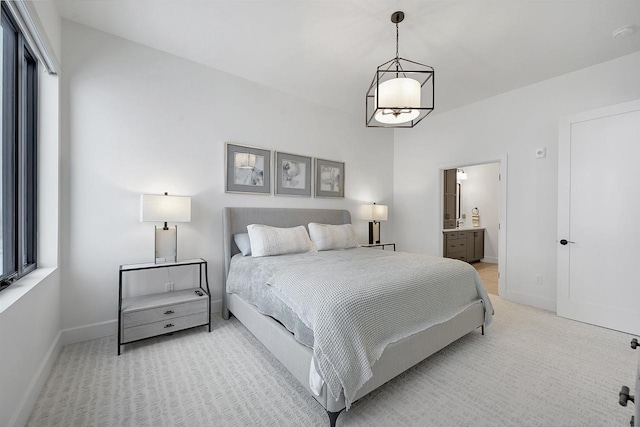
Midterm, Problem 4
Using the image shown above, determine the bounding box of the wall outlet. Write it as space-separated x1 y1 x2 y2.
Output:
535 275 543 285
165 282 174 292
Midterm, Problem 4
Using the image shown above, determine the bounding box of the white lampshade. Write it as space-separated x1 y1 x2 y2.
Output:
374 78 421 124
361 204 388 221
140 194 191 223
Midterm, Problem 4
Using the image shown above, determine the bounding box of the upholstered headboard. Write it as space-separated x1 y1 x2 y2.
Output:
222 207 351 318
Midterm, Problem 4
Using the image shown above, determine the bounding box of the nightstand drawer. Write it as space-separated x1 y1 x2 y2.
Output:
123 299 207 328
123 312 209 343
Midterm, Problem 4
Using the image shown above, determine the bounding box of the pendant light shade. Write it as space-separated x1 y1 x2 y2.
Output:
366 11 434 128
374 78 421 124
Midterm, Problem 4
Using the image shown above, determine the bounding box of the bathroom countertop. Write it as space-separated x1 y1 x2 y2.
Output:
442 227 485 232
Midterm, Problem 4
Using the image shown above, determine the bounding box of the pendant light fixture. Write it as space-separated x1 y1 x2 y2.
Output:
366 11 434 128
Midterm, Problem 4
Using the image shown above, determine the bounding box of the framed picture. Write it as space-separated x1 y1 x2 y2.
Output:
225 143 271 194
314 158 344 198
274 152 312 197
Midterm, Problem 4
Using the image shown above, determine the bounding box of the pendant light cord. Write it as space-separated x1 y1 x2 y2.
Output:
395 22 400 75
396 22 399 60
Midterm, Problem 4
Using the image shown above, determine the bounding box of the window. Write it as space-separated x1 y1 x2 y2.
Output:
1 3 37 291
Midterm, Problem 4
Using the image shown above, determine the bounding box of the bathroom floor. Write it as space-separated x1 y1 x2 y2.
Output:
474 262 498 296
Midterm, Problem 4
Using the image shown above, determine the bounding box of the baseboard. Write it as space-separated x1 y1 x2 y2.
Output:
480 257 498 264
60 319 118 346
502 290 556 312
60 299 224 346
9 329 62 427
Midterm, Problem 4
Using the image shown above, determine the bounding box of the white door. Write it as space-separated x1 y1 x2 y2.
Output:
557 100 640 335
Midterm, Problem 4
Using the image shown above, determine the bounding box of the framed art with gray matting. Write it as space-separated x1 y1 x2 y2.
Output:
226 143 271 195
275 151 312 197
314 158 344 198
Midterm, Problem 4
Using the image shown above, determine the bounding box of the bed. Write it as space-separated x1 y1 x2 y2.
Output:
222 207 492 426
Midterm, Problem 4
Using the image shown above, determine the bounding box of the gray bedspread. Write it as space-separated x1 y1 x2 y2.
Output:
226 248 493 409
226 253 316 347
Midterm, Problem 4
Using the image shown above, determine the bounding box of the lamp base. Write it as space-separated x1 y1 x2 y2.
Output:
155 226 177 263
368 221 381 245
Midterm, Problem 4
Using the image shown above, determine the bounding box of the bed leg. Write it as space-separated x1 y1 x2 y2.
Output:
482 325 485 335
327 409 343 427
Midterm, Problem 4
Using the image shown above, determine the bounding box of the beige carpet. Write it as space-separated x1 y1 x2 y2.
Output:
474 262 498 296
28 297 637 426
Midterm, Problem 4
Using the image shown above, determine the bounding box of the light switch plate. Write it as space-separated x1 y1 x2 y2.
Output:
535 147 546 159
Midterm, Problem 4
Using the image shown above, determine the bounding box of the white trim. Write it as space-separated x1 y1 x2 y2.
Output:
60 299 224 346
3 0 59 74
60 319 117 346
0 267 56 313
8 330 62 427
560 98 640 127
504 290 556 313
211 299 222 314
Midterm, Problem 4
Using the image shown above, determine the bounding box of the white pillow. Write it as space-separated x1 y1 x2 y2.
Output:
247 224 315 257
308 223 358 251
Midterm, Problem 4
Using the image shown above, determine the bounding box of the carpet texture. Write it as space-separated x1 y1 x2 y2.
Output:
28 297 637 426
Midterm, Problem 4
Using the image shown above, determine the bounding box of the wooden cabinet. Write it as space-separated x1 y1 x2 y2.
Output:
443 229 484 262
443 231 468 261
443 169 457 229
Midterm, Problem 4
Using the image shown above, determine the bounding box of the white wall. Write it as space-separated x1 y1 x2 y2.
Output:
60 21 394 334
0 2 62 427
460 163 499 263
394 50 640 311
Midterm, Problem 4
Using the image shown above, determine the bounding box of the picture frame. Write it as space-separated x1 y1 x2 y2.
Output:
275 151 312 197
314 158 344 198
225 143 271 195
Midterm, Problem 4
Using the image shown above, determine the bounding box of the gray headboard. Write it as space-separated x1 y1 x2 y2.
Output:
222 207 351 318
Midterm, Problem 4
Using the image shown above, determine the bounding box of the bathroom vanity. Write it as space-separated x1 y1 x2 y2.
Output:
442 228 485 263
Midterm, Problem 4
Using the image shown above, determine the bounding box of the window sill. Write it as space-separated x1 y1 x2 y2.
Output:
0 267 57 313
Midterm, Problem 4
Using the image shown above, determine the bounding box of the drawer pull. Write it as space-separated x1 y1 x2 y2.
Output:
164 323 174 329
619 385 634 406
164 310 175 315
631 338 638 349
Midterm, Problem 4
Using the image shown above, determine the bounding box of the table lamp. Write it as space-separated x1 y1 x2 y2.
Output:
361 203 388 244
140 192 191 263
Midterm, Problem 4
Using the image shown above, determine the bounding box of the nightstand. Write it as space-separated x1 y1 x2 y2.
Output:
361 242 396 251
118 258 211 355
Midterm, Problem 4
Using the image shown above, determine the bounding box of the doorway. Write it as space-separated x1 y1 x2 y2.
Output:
441 159 506 297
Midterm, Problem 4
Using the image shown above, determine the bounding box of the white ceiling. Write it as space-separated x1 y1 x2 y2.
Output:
56 0 640 116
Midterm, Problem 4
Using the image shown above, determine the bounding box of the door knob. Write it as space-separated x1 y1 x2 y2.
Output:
619 385 634 406
559 239 575 245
